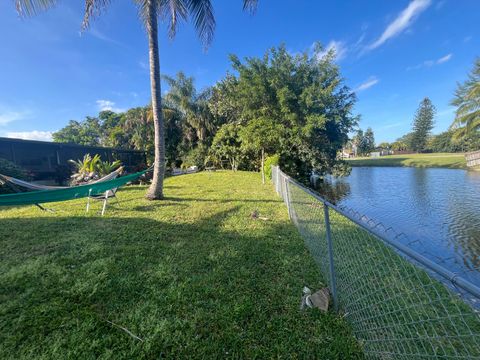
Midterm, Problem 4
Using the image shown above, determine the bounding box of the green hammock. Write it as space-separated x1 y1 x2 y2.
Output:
0 169 148 207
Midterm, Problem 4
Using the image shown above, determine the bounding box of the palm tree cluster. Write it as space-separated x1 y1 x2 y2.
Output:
51 72 223 169
163 73 216 145
14 0 257 200
450 58 480 139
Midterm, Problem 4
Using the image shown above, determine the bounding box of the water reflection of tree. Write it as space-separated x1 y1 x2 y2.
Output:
411 168 431 212
445 171 480 273
446 205 480 272
314 179 351 205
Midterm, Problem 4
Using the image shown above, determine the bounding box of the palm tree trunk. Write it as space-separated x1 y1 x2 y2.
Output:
145 0 165 200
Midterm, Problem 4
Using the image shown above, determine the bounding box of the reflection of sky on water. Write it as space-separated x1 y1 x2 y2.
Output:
319 167 480 285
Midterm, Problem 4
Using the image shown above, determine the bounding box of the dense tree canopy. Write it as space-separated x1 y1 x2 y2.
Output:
52 106 183 165
351 127 375 156
52 43 357 180
211 44 358 178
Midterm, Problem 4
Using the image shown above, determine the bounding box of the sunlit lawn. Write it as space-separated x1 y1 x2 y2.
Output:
347 152 467 169
0 171 362 359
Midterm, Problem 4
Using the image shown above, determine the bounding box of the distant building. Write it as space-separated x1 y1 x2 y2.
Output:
0 137 146 183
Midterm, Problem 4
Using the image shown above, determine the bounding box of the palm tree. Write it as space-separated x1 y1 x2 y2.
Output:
450 58 480 139
163 72 215 143
14 0 258 200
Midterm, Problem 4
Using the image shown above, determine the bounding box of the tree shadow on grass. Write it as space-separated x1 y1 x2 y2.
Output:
161 196 284 204
0 210 363 359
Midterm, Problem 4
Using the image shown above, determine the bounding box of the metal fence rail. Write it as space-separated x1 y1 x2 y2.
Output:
272 166 480 359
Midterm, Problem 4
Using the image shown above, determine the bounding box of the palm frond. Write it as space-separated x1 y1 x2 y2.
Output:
159 0 188 39
82 0 111 30
186 0 215 47
450 58 480 138
243 0 258 13
15 0 57 17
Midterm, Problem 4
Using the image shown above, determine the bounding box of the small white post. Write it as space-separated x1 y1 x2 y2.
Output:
101 193 109 216
86 189 92 213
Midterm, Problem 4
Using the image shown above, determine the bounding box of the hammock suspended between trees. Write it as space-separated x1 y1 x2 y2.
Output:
0 169 149 207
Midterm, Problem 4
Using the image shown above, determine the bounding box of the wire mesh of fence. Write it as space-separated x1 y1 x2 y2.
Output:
272 166 480 359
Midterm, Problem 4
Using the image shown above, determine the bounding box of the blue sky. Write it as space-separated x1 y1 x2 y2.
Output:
0 0 478 143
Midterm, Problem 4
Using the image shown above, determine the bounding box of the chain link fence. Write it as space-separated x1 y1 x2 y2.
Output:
272 166 480 359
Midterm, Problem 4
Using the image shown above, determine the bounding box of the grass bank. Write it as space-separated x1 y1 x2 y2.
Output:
347 152 467 169
0 171 362 359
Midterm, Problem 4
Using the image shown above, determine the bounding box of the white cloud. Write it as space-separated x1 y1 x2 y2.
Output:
317 40 348 61
437 53 452 64
0 111 24 126
407 53 453 70
85 28 127 48
368 0 431 50
96 99 125 113
380 122 404 129
6 131 53 142
354 76 380 92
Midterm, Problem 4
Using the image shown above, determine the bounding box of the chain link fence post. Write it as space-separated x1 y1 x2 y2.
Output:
284 175 292 219
275 166 280 194
323 203 338 312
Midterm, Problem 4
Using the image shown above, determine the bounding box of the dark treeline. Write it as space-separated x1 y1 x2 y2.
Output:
53 44 358 179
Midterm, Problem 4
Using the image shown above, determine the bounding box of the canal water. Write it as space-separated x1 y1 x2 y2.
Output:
318 167 480 285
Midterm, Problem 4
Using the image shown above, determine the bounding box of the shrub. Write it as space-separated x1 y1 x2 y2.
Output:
0 158 31 194
264 154 279 179
69 154 122 185
181 145 209 169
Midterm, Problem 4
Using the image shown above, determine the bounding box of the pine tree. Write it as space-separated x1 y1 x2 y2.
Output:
364 127 376 153
411 97 436 152
352 129 364 156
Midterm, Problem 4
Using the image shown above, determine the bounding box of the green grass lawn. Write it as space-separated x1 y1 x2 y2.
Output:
0 171 363 359
347 152 467 169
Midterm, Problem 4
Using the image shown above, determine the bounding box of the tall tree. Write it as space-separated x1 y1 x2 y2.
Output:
450 58 480 141
363 127 376 154
239 117 282 184
14 0 257 200
163 72 215 144
210 123 243 171
222 43 357 178
352 129 364 156
411 97 436 152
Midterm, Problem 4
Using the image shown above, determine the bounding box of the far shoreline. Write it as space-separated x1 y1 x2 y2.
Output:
346 153 470 170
